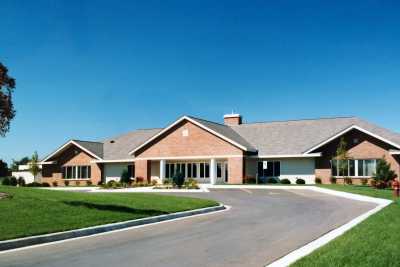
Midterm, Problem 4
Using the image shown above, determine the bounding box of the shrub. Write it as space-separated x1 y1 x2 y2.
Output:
26 182 42 187
315 177 322 184
1 177 11 186
361 179 368 186
173 171 185 188
17 177 26 186
372 157 397 189
75 181 80 186
52 181 58 187
10 177 18 186
87 180 93 186
280 178 291 184
344 177 352 185
41 182 50 187
184 178 199 189
163 178 172 185
151 179 158 186
267 178 278 184
120 168 131 184
97 180 103 186
296 178 306 185
64 180 70 186
330 177 337 184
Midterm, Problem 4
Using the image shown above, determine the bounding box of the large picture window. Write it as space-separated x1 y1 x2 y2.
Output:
331 159 377 177
62 165 91 179
165 162 209 179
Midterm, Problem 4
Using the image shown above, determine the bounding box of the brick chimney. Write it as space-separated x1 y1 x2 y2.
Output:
224 114 242 126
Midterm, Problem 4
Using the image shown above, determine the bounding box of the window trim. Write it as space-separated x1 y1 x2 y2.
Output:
331 159 377 178
62 165 92 180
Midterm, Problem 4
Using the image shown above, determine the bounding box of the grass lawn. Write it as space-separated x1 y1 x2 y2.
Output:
0 186 218 241
292 184 399 267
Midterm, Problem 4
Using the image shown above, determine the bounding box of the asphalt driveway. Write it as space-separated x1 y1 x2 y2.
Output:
0 189 376 267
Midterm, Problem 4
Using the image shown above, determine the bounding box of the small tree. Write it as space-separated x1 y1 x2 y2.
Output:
29 151 40 182
0 160 9 177
336 137 351 184
120 167 130 185
172 171 185 188
10 156 30 171
372 157 397 189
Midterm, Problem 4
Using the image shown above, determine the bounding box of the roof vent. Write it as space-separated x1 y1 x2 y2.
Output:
224 114 242 126
110 140 115 143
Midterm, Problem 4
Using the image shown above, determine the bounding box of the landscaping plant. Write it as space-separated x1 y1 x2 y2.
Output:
296 178 306 184
280 178 291 184
173 171 185 188
17 177 25 186
372 157 397 189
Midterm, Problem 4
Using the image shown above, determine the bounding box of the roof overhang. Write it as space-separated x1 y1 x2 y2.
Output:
303 125 400 154
41 140 103 162
251 153 322 159
128 116 254 155
91 159 135 163
390 150 400 155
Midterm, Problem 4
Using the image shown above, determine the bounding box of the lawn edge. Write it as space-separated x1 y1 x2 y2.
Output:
0 203 226 252
264 186 392 267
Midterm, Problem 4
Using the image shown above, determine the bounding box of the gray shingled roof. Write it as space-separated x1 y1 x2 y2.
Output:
188 116 257 151
102 128 162 160
230 117 400 155
73 140 104 158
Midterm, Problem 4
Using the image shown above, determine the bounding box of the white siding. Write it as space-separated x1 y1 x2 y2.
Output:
280 158 315 184
11 171 37 184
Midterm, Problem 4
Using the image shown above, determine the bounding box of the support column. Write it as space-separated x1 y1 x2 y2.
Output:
210 158 217 185
160 159 166 184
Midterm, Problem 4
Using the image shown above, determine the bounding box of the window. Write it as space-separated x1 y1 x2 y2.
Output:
200 163 205 178
187 163 192 178
205 163 210 178
217 163 222 178
331 159 377 177
192 163 197 178
62 165 91 179
257 161 281 177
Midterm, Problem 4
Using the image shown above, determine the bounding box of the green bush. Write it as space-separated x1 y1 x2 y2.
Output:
1 177 11 186
41 182 50 187
330 177 337 184
344 177 352 185
86 180 93 186
26 182 42 187
280 178 291 184
267 178 278 184
361 179 368 186
315 177 322 184
184 178 199 189
17 177 25 186
52 181 58 187
296 178 306 185
64 180 70 186
120 168 130 184
173 171 185 188
10 177 18 186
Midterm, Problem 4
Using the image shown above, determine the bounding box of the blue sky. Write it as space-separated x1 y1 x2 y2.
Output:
1 0 400 164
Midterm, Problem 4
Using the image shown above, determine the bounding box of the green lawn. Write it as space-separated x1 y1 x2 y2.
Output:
292 184 399 267
0 186 218 241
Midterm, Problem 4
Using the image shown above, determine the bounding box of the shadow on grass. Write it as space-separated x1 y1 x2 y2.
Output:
63 201 168 216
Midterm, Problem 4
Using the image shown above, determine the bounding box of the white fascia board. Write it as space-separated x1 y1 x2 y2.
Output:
250 153 321 159
303 125 400 154
92 159 135 163
134 155 244 161
42 140 103 162
390 150 400 155
128 116 251 155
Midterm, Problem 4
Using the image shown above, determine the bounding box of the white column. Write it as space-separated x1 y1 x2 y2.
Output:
160 159 166 184
210 158 217 185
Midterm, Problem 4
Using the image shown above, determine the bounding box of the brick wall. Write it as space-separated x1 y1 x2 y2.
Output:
41 145 102 186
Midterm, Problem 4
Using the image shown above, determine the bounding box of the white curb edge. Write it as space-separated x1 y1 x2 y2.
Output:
0 203 227 253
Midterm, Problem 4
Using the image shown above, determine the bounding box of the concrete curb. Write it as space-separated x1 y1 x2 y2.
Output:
0 204 226 252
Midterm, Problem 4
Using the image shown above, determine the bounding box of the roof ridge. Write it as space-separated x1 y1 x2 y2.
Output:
239 116 357 126
187 115 228 127
72 139 103 144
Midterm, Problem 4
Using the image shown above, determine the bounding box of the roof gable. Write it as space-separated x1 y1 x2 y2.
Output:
41 140 103 162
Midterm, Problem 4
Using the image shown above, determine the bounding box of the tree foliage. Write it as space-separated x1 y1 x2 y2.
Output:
0 160 9 177
10 156 30 171
120 167 131 184
336 137 350 179
29 151 40 181
0 62 16 136
373 157 397 184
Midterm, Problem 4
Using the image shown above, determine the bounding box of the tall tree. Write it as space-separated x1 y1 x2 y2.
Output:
10 156 30 171
0 62 16 136
29 151 40 182
373 157 397 188
336 137 351 183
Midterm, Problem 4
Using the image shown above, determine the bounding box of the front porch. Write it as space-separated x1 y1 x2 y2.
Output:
151 159 229 185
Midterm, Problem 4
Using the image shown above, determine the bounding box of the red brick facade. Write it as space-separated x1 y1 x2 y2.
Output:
41 145 102 186
314 129 400 184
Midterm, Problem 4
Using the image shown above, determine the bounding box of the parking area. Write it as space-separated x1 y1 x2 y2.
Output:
0 189 376 267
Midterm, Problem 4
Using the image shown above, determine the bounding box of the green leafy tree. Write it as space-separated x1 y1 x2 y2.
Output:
373 157 397 188
0 160 9 177
336 137 351 184
172 171 185 188
0 62 16 136
29 151 40 182
10 156 30 171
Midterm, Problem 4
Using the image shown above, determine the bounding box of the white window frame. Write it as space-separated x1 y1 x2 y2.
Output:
332 159 377 178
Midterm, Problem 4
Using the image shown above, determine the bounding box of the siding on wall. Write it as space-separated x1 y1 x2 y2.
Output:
104 163 129 183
